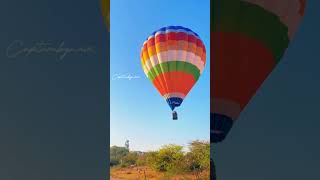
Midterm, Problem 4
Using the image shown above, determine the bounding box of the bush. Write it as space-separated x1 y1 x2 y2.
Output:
109 140 210 179
144 151 158 168
136 153 147 166
184 140 210 172
110 146 129 167
110 159 119 167
121 152 138 167
154 144 184 172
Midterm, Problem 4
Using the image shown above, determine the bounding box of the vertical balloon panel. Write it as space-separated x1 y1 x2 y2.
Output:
210 0 307 179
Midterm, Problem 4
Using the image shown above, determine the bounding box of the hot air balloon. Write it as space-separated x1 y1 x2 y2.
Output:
101 0 110 31
210 0 307 179
140 26 206 120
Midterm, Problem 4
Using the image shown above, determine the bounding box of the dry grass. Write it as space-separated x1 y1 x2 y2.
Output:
110 166 209 180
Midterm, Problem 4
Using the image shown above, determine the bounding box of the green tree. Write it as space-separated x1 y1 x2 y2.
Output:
144 151 158 168
185 140 210 172
155 144 184 172
110 146 129 166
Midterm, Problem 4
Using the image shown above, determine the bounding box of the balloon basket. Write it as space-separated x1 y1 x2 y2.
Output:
172 111 178 120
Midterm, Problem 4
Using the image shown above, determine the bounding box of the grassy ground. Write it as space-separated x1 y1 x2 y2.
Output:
110 166 209 180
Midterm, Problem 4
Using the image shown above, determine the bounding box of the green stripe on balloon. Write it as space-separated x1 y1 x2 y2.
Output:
211 0 290 63
147 61 200 82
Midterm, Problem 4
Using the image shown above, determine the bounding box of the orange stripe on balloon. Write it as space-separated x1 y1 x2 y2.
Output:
143 41 168 96
143 41 204 59
141 44 149 65
152 78 166 95
144 35 205 59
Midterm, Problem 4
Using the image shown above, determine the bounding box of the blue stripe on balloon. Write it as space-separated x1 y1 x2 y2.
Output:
210 113 234 143
151 26 199 37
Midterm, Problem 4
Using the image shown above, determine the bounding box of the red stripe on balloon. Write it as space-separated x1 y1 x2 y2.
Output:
146 32 205 51
211 32 276 110
153 71 196 96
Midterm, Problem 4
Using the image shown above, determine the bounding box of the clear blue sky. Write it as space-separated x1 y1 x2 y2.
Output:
110 0 210 151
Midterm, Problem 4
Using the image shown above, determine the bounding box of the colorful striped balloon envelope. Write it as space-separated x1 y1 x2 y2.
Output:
210 1 307 179
211 0 307 143
140 26 206 118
